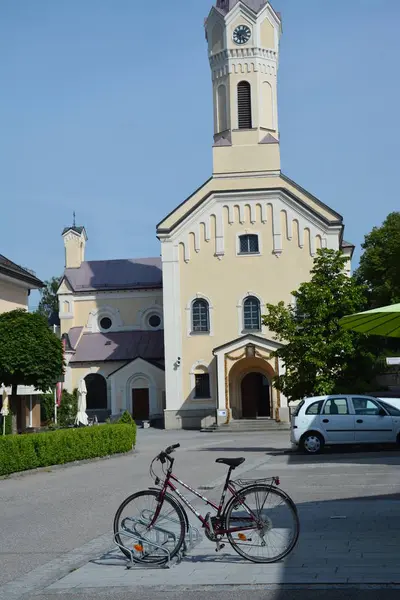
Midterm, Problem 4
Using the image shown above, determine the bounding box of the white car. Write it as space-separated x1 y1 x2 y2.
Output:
290 395 400 454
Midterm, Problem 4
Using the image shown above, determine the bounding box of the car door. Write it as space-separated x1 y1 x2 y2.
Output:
351 397 394 443
319 397 355 443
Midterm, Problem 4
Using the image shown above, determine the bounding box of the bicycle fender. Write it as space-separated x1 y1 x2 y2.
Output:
148 487 189 532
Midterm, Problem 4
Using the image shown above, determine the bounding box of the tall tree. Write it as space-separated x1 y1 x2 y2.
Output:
263 249 381 402
355 212 400 308
0 310 64 432
37 276 61 321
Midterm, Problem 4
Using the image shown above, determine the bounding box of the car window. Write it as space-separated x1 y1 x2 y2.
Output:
291 401 305 417
352 397 382 416
378 401 400 417
305 400 324 415
323 398 349 415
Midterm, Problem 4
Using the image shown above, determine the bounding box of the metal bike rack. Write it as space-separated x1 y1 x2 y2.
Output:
114 512 202 569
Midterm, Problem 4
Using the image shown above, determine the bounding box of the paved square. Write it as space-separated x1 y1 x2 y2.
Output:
2 430 400 600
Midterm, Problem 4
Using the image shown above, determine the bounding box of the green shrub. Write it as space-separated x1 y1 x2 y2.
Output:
118 410 135 426
2 412 13 435
40 393 55 424
58 389 78 427
0 424 136 477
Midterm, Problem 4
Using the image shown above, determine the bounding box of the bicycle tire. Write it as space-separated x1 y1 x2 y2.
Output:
224 484 300 563
113 489 186 565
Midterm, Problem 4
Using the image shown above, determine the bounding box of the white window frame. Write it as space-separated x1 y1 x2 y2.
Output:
139 306 164 331
186 294 214 337
237 292 265 335
87 306 123 333
236 232 262 257
189 360 212 402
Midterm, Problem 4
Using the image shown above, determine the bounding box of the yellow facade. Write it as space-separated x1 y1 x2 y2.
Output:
0 279 29 313
157 2 350 429
59 2 352 430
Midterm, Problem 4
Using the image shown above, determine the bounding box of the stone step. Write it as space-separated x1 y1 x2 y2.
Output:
202 419 290 433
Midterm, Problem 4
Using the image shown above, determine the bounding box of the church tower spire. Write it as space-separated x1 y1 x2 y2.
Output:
205 1 282 175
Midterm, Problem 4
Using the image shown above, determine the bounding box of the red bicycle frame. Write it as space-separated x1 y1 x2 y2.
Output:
151 459 263 535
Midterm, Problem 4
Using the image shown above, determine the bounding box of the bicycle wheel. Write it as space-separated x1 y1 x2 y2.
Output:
225 485 299 563
114 489 186 565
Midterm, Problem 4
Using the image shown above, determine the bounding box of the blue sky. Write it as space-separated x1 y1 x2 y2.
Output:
1 0 399 308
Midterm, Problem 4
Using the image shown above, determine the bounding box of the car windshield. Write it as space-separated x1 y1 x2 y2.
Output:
378 400 400 417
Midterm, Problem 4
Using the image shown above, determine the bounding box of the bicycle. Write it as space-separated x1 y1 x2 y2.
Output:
114 443 299 565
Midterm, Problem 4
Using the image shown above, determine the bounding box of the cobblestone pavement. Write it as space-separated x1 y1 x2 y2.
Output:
1 430 400 599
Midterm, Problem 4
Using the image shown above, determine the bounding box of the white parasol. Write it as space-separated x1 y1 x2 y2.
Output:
75 379 89 426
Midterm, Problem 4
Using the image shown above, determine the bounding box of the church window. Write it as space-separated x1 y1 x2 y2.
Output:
243 296 261 331
99 316 112 330
237 81 252 129
239 234 259 254
217 84 228 132
192 299 210 333
148 314 162 329
195 373 211 399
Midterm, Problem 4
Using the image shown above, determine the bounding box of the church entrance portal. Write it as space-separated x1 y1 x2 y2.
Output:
241 373 271 419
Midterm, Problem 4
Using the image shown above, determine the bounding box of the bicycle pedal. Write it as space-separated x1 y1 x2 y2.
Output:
215 543 225 552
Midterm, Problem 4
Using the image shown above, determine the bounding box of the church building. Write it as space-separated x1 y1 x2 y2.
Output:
58 1 353 429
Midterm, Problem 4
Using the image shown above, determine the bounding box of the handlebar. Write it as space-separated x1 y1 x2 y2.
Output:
165 443 180 455
156 443 180 465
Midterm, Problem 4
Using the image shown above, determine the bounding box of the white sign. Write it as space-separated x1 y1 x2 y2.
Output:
218 410 227 417
386 357 400 366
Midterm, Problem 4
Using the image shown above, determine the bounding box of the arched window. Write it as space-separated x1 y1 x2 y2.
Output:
217 84 228 132
191 364 211 399
243 296 261 331
239 234 259 254
192 299 210 333
237 81 252 129
85 374 107 410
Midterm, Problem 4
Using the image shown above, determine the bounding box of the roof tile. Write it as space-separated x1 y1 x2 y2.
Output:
70 330 164 363
64 257 162 292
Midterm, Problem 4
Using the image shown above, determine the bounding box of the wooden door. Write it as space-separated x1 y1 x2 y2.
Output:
241 374 259 419
132 388 150 420
257 375 271 417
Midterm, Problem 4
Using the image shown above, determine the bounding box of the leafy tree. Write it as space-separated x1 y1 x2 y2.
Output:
262 249 382 402
0 310 64 432
37 276 61 321
355 212 400 308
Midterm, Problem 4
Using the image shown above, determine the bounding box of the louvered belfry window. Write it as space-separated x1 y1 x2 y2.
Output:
237 81 252 129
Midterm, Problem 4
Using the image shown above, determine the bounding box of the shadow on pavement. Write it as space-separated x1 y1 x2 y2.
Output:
273 490 400 590
287 444 400 466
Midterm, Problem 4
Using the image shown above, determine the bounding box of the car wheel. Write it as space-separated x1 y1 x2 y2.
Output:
301 432 324 455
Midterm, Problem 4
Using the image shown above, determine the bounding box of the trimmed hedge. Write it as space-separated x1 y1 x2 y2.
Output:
0 424 136 477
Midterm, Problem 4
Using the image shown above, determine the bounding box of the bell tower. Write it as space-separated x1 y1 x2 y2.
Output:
205 1 282 175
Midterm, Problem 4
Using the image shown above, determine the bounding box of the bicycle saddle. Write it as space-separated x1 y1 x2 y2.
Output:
216 457 245 468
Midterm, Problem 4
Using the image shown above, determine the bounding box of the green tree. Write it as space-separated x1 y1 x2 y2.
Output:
355 212 400 308
0 310 64 432
262 249 381 402
37 276 61 321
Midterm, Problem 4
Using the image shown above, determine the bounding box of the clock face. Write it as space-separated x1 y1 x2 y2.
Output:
233 24 251 45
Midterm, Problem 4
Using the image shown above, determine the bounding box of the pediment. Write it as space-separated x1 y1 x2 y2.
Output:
213 333 282 356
